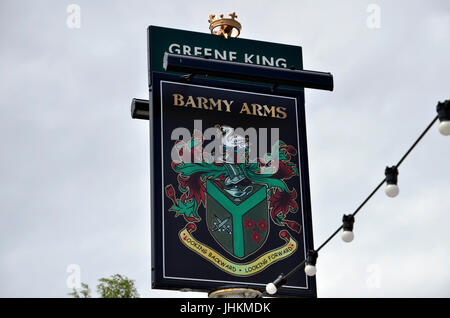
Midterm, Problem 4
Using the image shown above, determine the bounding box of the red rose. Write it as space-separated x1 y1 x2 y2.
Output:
251 231 261 243
286 145 297 155
186 223 196 233
280 230 290 239
165 185 175 200
257 219 268 232
269 189 299 223
177 173 206 205
282 220 301 233
244 218 255 230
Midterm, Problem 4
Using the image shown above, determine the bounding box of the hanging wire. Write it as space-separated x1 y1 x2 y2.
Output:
257 114 439 298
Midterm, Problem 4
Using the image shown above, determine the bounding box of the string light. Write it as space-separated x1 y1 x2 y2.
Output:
384 166 399 198
304 250 318 276
341 214 355 243
437 100 450 136
265 274 286 295
258 104 445 298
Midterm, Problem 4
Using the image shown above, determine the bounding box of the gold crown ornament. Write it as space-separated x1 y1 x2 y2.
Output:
208 12 241 39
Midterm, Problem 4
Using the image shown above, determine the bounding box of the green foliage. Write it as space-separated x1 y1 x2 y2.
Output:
68 274 139 298
96 274 139 298
170 199 198 218
68 283 91 298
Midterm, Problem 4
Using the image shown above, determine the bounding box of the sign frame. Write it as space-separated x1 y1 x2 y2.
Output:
150 71 316 298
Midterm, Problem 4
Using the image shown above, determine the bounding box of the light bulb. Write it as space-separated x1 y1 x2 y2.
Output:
385 184 399 198
341 230 354 243
265 283 277 295
438 121 450 136
304 264 317 277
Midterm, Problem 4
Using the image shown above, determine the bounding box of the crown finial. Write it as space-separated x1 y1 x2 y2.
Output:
208 14 216 23
208 12 241 39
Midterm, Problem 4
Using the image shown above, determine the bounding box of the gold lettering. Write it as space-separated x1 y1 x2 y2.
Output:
240 102 251 115
222 100 233 112
252 104 264 117
262 105 276 118
276 106 287 119
209 98 222 111
173 94 185 106
196 97 209 109
173 94 286 118
185 95 197 108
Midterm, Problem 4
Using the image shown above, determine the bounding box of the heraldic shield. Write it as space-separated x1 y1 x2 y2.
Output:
206 179 270 260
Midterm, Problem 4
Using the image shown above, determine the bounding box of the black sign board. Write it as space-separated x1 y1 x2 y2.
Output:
150 72 316 297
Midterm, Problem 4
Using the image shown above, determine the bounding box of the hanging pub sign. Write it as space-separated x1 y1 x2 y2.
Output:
141 14 333 297
151 74 314 297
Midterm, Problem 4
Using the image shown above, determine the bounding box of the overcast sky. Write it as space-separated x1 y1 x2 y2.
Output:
0 0 449 298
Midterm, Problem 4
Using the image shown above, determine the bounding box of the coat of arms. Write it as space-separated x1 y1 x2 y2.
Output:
164 126 302 276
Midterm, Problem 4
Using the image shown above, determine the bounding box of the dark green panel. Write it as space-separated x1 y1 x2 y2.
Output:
206 192 234 255
148 25 303 85
242 199 270 257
